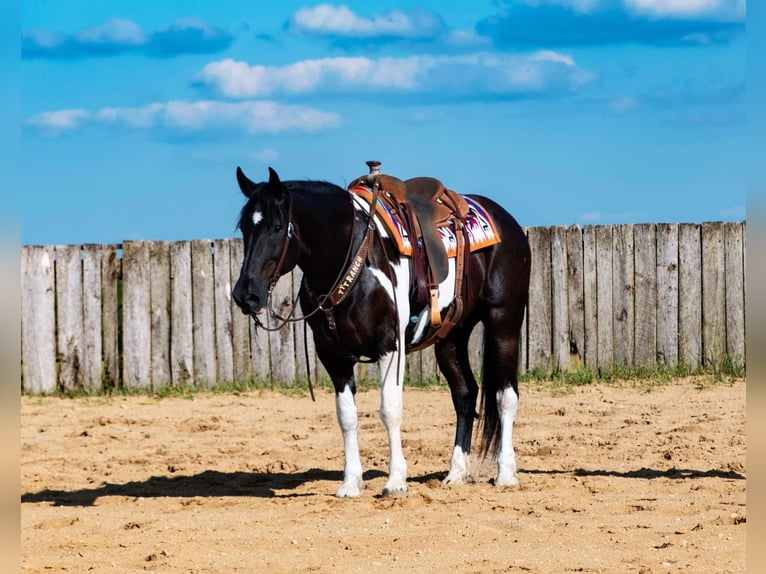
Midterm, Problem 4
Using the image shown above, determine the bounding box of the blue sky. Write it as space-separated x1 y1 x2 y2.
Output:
19 0 746 246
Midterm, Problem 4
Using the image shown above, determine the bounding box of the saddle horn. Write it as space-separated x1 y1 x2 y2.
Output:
366 160 381 186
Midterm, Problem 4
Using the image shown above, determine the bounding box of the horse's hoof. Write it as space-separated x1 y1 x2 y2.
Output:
381 478 408 497
442 473 469 486
494 474 520 489
335 481 363 498
381 486 409 497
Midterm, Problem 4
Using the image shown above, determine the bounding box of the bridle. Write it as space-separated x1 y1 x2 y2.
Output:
251 176 383 333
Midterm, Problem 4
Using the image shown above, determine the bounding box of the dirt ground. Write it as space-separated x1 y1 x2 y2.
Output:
21 377 745 573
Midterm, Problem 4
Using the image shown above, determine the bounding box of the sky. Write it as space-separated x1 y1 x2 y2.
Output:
17 0 747 246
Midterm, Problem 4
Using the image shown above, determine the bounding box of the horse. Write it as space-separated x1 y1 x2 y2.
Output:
232 165 531 497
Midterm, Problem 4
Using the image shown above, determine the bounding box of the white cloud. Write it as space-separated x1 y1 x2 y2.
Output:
75 18 147 45
27 101 340 136
199 52 596 98
288 4 443 38
26 109 90 135
623 0 744 20
253 148 280 163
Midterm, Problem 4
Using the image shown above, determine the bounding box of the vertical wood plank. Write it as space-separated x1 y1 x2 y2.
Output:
101 245 121 390
82 244 103 391
527 227 552 372
566 225 585 369
550 226 569 371
213 239 235 384
250 319 271 382
170 241 194 386
268 274 297 385
122 240 151 390
229 239 251 384
291 268 314 386
420 346 439 384
595 226 614 371
656 224 679 367
21 246 56 394
469 323 484 379
702 222 726 368
582 226 598 368
724 222 745 364
678 224 702 369
55 245 85 392
191 240 217 387
149 241 171 389
633 224 657 367
612 225 635 366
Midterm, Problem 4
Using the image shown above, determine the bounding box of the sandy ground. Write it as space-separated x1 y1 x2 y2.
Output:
21 377 745 573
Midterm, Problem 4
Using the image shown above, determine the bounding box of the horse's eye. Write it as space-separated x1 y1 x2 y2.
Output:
274 224 283 233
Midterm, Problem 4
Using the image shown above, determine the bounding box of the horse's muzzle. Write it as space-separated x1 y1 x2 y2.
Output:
232 289 265 317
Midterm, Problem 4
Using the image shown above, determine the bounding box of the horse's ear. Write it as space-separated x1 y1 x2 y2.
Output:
236 166 257 198
267 167 287 205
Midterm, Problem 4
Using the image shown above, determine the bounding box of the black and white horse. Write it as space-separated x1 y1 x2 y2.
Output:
232 166 530 497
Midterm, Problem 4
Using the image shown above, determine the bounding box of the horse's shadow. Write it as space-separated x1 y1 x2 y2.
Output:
21 466 743 507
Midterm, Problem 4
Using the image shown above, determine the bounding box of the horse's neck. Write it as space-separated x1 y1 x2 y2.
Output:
292 187 357 292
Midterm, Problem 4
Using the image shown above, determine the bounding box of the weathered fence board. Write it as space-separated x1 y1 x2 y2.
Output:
656 224 679 367
21 245 56 394
170 241 194 385
724 222 745 363
150 241 171 389
566 225 585 369
213 239 235 384
101 245 121 389
678 224 702 368
122 241 151 390
250 313 271 382
702 222 726 368
582 226 598 368
268 274 298 385
634 224 657 367
550 226 569 371
595 226 614 370
612 225 634 366
82 245 103 391
19 220 747 394
191 240 217 387
55 244 84 392
229 239 251 383
527 227 552 371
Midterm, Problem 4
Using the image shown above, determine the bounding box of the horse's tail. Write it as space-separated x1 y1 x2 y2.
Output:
478 329 504 457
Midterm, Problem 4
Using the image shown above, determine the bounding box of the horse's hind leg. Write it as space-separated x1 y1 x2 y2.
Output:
482 309 523 488
435 325 479 485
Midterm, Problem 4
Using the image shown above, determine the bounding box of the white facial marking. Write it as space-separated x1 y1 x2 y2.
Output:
252 210 263 226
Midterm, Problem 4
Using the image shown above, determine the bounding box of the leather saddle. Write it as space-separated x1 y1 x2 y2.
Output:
348 170 472 344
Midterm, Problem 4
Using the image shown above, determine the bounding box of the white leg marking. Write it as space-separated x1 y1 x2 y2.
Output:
495 387 520 488
335 386 363 497
443 445 471 486
372 259 411 496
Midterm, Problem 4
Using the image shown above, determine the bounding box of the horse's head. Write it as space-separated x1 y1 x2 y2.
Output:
232 166 298 317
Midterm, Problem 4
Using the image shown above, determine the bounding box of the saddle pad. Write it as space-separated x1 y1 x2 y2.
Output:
349 185 501 258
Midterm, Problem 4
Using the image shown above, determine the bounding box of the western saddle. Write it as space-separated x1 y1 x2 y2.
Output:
348 161 472 349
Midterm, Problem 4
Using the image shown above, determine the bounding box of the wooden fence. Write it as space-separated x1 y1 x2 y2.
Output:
20 222 746 394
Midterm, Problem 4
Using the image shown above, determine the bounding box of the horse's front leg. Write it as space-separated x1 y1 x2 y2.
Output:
335 382 364 497
318 348 364 498
378 349 408 496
